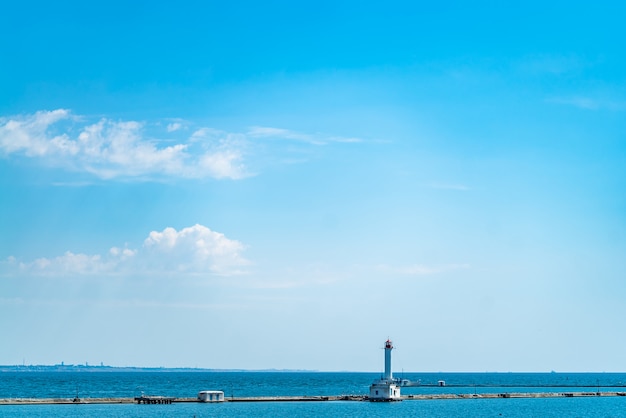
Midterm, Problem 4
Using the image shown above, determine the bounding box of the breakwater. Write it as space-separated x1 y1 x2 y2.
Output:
1 391 625 405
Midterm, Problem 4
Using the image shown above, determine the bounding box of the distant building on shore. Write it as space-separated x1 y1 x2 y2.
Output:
369 339 401 401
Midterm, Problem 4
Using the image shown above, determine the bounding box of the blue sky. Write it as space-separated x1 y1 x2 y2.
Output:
1 1 625 372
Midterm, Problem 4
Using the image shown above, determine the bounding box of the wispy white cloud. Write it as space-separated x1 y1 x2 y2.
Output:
0 110 364 180
166 122 183 132
247 125 364 145
0 110 247 180
248 126 307 140
2 224 248 277
0 109 76 156
428 182 470 191
517 54 585 76
374 263 470 276
1 251 118 276
546 96 626 111
190 128 250 179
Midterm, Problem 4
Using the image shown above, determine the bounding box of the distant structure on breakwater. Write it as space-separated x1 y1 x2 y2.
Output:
369 339 401 401
198 390 225 403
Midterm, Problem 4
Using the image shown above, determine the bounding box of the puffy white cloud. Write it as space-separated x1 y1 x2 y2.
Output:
3 224 248 277
143 224 248 274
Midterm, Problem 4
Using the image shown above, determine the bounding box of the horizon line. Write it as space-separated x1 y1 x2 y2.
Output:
0 365 622 374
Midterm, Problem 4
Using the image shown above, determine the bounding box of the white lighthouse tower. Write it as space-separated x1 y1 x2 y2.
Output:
369 339 401 401
384 339 393 380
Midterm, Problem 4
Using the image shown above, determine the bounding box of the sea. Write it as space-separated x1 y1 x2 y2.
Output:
1 371 626 417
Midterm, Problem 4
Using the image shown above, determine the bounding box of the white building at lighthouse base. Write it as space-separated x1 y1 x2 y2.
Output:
369 379 401 401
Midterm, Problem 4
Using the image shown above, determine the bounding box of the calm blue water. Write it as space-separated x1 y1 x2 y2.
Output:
1 372 626 417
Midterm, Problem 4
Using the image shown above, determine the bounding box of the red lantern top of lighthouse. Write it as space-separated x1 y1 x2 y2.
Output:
385 339 393 349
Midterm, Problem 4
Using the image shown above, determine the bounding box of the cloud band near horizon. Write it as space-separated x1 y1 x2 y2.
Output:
2 224 249 277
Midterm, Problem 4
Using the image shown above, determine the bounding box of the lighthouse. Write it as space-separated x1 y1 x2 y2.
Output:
369 339 401 401
384 339 393 380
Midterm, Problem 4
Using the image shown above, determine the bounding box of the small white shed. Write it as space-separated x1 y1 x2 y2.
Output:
198 390 225 402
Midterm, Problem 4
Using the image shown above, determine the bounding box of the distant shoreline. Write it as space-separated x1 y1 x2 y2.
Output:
0 365 316 373
2 366 623 374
